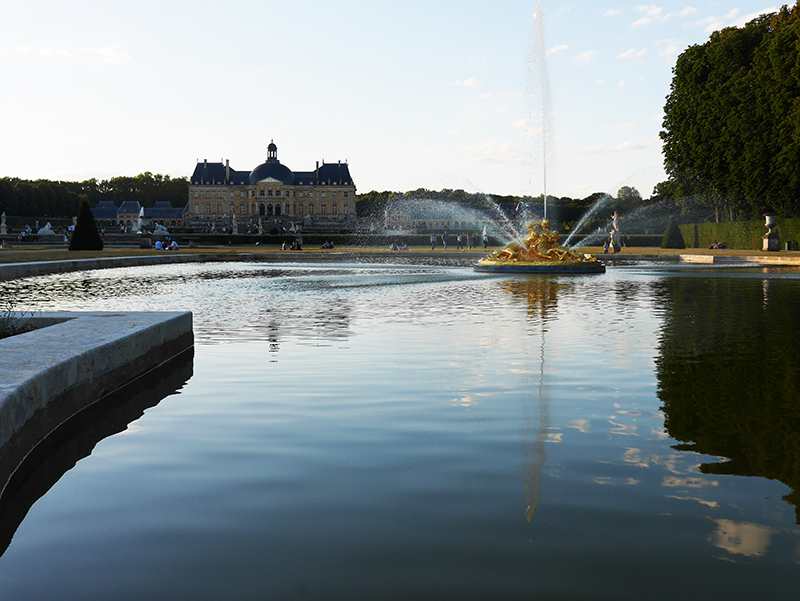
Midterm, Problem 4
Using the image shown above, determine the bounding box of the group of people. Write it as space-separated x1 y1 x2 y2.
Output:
429 232 488 251
389 242 410 251
154 239 179 251
280 240 303 250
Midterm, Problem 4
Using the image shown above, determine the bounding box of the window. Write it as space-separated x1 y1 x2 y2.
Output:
194 191 199 198
205 203 211 213
321 192 326 199
344 191 349 198
332 192 337 199
205 191 211 199
216 203 222 213
217 191 222 199
344 204 349 214
230 191 234 198
332 204 338 214
321 204 326 215
240 203 245 214
194 204 200 214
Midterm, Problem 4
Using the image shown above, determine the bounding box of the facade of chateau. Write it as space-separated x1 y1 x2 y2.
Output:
187 141 356 229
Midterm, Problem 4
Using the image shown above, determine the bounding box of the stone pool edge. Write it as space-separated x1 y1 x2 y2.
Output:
0 311 193 460
2 251 800 281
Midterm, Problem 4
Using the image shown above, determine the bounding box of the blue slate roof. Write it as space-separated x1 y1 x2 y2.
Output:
190 161 249 185
143 201 184 220
118 201 142 215
192 143 354 188
91 200 118 219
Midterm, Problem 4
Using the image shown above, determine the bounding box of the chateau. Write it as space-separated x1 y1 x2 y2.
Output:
187 141 356 229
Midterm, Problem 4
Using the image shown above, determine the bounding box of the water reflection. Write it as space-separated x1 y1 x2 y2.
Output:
0 349 193 556
654 275 800 522
491 276 570 521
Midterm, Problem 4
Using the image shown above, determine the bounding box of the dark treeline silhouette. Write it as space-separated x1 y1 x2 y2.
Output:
0 173 188 218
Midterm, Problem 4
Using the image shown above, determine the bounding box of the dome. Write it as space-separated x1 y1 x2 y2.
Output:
267 141 278 152
248 161 296 185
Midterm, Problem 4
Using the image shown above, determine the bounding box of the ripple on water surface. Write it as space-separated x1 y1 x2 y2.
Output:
1 262 799 600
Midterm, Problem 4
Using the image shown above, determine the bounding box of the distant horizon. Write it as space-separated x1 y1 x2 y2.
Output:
1 1 779 199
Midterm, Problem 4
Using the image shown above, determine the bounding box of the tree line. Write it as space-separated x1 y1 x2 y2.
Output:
659 2 800 221
0 172 189 219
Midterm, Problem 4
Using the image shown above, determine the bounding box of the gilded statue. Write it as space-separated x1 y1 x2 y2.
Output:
480 220 599 265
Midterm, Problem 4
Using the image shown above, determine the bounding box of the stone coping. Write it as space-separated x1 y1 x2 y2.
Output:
2 250 800 282
0 311 193 454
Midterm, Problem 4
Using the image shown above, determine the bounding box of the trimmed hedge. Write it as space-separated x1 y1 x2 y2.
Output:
661 217 686 249
679 218 800 249
69 200 103 251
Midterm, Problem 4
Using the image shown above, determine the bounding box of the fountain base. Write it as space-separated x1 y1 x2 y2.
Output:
474 219 606 274
474 262 605 274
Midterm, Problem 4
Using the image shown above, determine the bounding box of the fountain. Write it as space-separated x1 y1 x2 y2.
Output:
474 219 605 273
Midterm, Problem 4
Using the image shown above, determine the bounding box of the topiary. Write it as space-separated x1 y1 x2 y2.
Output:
69 200 104 251
661 216 686 249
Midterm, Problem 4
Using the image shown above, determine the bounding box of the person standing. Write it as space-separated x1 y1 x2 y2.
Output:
430 234 436 250
483 232 489 248
456 234 463 250
442 231 449 251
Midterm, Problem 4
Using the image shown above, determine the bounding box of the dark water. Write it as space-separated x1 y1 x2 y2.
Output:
1 262 799 600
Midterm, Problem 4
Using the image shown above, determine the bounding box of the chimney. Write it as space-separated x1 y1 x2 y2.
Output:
225 159 230 183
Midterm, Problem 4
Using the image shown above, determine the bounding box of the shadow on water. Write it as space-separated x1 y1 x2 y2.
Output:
0 348 194 556
654 276 800 522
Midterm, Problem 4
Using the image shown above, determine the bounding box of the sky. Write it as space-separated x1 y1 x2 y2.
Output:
0 1 781 199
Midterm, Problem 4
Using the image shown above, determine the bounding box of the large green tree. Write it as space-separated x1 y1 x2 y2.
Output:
661 3 800 220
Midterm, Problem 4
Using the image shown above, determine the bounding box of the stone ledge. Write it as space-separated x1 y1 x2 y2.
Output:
0 311 193 451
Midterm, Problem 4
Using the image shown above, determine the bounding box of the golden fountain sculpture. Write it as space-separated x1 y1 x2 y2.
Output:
474 220 605 273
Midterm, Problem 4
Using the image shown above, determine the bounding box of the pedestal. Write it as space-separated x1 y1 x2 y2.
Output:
763 231 780 252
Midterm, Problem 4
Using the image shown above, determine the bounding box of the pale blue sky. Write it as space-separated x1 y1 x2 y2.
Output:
0 1 778 198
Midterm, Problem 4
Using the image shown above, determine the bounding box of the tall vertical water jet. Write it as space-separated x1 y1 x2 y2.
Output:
528 2 550 219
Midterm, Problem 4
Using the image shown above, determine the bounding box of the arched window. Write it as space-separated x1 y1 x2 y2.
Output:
275 204 281 216
259 203 266 216
267 203 274 216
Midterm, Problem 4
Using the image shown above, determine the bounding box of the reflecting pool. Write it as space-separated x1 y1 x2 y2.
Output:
1 262 799 600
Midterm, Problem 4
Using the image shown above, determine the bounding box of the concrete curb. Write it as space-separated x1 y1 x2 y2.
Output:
0 311 193 452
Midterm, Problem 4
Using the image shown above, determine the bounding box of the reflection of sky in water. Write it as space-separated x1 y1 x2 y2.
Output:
1 263 800 599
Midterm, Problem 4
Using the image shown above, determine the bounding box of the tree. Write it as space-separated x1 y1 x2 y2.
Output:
661 5 800 219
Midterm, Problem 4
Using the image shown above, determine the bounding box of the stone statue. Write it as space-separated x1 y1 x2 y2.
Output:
1 212 6 235
37 222 57 236
486 220 593 264
232 212 239 235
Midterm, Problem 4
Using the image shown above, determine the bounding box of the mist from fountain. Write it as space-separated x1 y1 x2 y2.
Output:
569 199 676 249
383 192 540 247
562 194 613 248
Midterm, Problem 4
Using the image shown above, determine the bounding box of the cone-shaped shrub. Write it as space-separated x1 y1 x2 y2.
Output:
69 200 104 251
661 216 686 249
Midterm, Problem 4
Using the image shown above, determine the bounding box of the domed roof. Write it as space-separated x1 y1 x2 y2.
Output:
267 141 278 152
249 160 295 185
